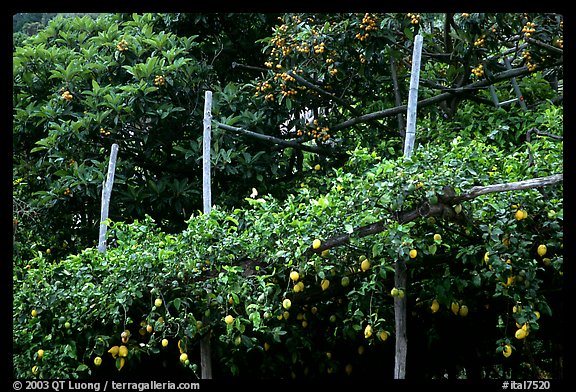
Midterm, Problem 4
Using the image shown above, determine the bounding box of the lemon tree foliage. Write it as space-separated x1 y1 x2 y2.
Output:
14 13 563 379
14 134 562 378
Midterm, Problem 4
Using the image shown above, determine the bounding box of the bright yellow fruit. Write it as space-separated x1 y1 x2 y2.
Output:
515 328 527 340
37 349 44 359
503 344 512 358
282 298 292 310
409 249 418 259
534 311 541 320
364 325 373 339
32 365 39 375
451 302 460 315
433 234 442 241
94 356 102 366
312 239 321 249
431 299 440 313
180 353 188 363
294 281 306 292
314 164 321 171
390 287 399 297
162 338 169 347
290 271 300 282
108 346 119 358
225 315 235 325
118 345 128 358
459 305 469 317
361 259 371 272
321 279 330 291
31 309 38 317
154 298 163 307
537 244 547 257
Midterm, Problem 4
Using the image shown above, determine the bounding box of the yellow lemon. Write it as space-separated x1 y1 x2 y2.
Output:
451 302 460 315
364 325 373 339
503 344 512 358
459 305 469 317
154 298 163 307
543 257 551 266
31 309 38 317
312 239 321 249
32 365 39 375
515 328 527 340
537 244 547 257
94 356 102 366
431 299 440 313
37 349 44 359
314 164 321 171
290 271 300 281
515 209 524 220
225 315 234 325
409 249 418 259
108 346 119 358
378 330 389 342
433 234 442 241
390 287 399 297
118 345 128 358
162 338 169 347
361 259 371 272
282 298 292 310
180 353 188 363
321 249 330 257
534 311 541 320
264 342 271 351
321 279 330 291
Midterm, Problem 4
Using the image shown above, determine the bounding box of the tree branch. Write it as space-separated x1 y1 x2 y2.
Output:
215 121 345 157
304 173 563 256
330 60 563 132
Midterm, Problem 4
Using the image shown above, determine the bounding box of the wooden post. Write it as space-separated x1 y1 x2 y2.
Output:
200 90 213 379
98 143 119 253
395 34 423 380
403 34 423 159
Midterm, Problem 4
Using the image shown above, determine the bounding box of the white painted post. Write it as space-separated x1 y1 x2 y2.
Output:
200 90 213 379
395 34 423 380
203 90 213 214
403 34 423 159
98 143 119 253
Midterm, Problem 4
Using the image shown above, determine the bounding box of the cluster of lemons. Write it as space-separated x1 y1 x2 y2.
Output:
100 127 111 136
